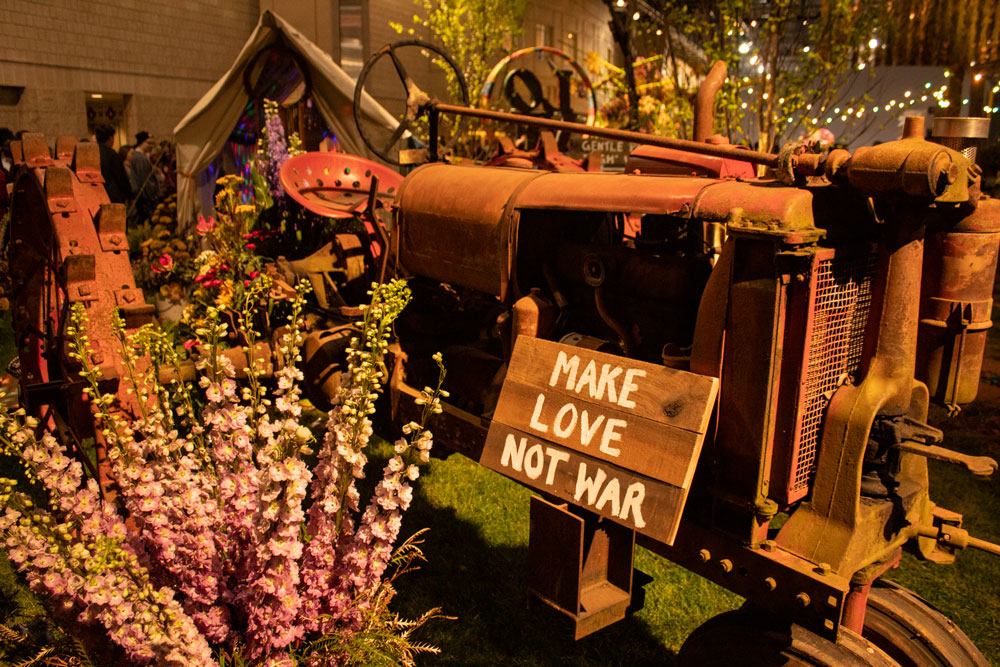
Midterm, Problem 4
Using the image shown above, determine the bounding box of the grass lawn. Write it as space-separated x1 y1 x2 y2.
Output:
390 427 1000 664
1 309 998 664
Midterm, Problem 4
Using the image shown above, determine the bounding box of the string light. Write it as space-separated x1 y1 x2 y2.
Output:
868 38 879 48
632 11 640 20
802 45 811 53
655 28 663 36
738 41 752 54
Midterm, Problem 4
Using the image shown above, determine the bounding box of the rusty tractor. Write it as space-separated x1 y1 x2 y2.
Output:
357 51 1000 664
5 45 1000 664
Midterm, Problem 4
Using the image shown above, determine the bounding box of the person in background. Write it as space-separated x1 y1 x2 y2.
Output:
130 130 156 223
118 143 134 171
94 124 133 205
0 127 14 219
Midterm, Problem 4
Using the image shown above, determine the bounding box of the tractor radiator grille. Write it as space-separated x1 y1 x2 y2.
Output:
792 250 877 495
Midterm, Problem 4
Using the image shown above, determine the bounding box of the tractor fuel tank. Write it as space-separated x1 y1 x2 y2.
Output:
393 164 544 299
392 163 816 306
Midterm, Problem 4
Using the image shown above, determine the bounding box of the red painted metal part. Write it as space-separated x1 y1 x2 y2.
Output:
279 151 403 220
778 246 878 504
626 145 756 179
280 151 403 259
8 133 154 499
841 549 902 633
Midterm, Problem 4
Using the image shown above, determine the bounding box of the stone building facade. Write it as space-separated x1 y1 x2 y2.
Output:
1 0 615 145
0 0 259 142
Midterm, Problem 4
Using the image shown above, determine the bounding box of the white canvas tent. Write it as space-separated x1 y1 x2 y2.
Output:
173 9 398 224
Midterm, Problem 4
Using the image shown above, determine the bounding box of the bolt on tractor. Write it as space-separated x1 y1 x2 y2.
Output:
4 48 1000 664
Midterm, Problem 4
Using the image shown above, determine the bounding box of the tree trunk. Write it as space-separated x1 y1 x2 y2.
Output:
948 65 966 113
605 1 640 129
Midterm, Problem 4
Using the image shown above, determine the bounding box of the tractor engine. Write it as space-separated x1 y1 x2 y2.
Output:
391 164 714 417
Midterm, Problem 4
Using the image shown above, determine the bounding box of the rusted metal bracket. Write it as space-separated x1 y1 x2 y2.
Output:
54 135 76 163
527 495 636 639
62 254 98 304
21 133 53 168
113 287 156 328
72 141 104 184
44 167 78 214
640 523 850 641
96 204 127 252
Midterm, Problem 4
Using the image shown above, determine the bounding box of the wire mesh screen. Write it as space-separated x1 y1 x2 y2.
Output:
791 249 877 495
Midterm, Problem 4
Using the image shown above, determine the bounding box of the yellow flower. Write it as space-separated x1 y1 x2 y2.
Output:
215 281 234 308
235 204 255 216
215 174 242 187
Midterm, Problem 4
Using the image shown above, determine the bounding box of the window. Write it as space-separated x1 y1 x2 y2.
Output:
535 23 553 47
85 92 129 147
339 0 365 78
0 85 23 106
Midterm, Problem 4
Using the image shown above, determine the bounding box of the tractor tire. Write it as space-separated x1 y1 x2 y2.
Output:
678 606 895 666
863 579 988 667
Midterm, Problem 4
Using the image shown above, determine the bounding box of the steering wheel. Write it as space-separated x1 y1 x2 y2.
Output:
353 40 470 166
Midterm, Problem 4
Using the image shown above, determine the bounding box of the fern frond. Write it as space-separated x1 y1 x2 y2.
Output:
407 641 443 655
0 621 27 644
13 646 52 667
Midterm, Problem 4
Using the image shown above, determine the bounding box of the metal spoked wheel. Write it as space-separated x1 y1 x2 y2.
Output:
862 580 988 666
352 39 469 166
677 606 896 666
8 133 154 497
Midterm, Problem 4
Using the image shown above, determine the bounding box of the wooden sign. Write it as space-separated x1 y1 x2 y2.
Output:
481 337 718 544
572 137 635 171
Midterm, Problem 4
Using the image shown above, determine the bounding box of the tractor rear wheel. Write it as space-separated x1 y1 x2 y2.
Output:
677 606 895 666
862 579 988 667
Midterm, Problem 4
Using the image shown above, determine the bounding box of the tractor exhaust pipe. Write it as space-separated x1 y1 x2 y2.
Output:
693 61 727 143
